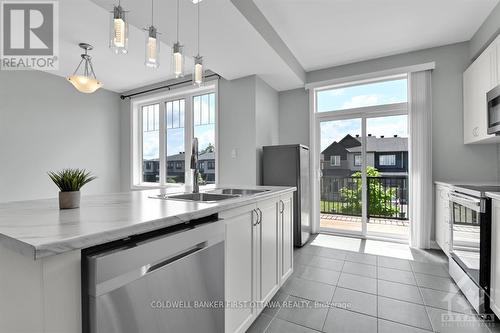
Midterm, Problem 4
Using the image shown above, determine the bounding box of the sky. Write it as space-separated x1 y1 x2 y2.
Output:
142 94 216 161
318 79 408 151
317 79 407 112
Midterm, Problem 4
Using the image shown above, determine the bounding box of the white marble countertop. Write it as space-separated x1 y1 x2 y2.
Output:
434 180 500 187
486 192 500 200
0 185 295 260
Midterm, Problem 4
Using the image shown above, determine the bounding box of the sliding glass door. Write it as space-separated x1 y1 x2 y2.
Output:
319 118 364 235
314 75 409 240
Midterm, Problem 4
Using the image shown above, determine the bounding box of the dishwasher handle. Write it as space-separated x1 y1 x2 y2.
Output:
87 219 225 297
146 241 207 274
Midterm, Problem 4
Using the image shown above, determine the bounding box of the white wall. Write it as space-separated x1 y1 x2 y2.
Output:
470 1 500 61
280 42 499 182
218 76 257 185
218 75 280 185
0 70 122 202
278 88 309 146
255 76 279 183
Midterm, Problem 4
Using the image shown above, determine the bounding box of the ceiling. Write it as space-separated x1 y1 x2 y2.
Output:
42 0 499 92
47 0 302 93
253 0 499 71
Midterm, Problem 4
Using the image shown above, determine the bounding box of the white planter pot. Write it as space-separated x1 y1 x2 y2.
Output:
59 191 80 209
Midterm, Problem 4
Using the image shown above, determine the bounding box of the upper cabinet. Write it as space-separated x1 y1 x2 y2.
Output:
464 35 500 144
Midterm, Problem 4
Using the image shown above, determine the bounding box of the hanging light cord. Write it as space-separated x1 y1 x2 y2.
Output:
151 0 153 26
197 0 200 55
72 48 97 79
176 0 180 41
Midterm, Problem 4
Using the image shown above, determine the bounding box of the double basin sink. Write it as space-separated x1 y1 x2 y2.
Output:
153 188 270 203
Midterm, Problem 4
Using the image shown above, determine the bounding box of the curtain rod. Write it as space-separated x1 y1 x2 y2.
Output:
120 73 221 100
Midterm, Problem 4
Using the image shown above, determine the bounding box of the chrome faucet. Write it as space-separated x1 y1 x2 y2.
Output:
190 138 199 193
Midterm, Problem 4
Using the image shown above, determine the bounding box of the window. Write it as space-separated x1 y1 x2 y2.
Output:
141 104 160 182
133 85 218 187
354 154 362 166
316 78 407 112
330 155 341 166
166 99 185 183
193 92 216 184
379 154 396 166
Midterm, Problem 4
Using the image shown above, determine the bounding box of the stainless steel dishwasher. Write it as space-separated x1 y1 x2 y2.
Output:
83 216 225 333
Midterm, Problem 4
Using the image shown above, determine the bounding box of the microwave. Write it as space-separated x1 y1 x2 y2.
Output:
487 84 500 134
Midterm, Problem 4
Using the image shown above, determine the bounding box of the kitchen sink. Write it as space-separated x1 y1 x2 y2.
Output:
159 193 240 202
209 188 270 196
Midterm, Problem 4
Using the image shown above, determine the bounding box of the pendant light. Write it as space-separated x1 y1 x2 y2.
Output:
110 0 128 54
172 0 184 78
193 0 204 86
144 0 159 68
67 43 102 94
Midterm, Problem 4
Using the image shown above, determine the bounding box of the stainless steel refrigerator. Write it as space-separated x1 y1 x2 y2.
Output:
262 144 310 247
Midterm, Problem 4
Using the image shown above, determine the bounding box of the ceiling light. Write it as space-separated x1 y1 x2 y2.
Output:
110 1 128 54
67 43 102 94
193 0 204 86
172 0 184 77
144 0 159 68
191 0 203 3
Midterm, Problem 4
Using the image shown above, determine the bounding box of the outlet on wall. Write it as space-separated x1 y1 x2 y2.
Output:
231 149 237 159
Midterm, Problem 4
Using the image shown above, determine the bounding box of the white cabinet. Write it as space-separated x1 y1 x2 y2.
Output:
223 194 293 333
223 204 257 333
490 198 500 317
435 184 451 256
464 35 500 144
254 198 280 305
279 194 293 284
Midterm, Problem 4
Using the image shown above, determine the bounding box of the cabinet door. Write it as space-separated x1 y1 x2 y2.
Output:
490 199 500 317
280 194 293 284
434 185 450 256
256 198 280 304
223 205 257 333
464 46 496 143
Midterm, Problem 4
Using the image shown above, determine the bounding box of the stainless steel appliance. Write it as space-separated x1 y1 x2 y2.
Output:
449 185 498 314
262 144 310 246
83 216 225 333
487 84 500 134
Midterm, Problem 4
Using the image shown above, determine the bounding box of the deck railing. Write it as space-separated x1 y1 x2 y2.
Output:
320 176 408 220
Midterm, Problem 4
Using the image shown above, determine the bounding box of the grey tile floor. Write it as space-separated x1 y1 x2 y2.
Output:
247 234 498 333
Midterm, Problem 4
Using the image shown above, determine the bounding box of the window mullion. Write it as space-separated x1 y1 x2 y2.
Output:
159 102 166 185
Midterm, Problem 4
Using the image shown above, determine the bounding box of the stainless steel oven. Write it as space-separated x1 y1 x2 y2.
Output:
449 185 496 315
487 84 500 135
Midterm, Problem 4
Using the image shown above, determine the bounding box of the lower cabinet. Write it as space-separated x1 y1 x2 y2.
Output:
222 193 294 333
435 184 451 256
279 193 293 284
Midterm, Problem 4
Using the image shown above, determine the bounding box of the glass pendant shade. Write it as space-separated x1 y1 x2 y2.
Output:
110 4 128 54
145 26 159 68
67 43 102 94
172 42 184 78
193 55 204 87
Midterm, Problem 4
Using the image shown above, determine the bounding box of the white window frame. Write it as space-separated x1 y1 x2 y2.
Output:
309 73 409 239
379 154 396 166
354 154 362 166
131 82 219 189
330 155 341 166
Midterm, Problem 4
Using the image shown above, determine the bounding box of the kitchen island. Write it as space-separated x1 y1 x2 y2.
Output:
0 185 295 333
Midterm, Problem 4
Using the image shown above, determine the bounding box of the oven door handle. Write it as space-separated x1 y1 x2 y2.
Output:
449 192 484 213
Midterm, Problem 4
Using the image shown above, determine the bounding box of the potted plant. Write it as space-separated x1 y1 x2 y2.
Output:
48 168 96 209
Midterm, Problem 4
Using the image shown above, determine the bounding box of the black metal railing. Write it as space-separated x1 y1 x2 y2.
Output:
320 176 409 220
